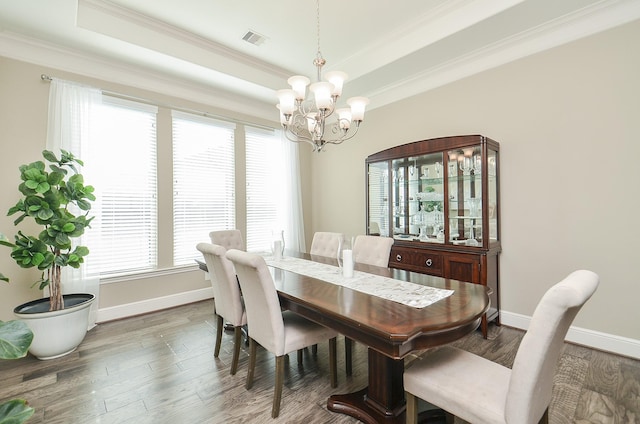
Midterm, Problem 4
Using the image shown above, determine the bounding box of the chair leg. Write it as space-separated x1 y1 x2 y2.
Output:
345 336 353 376
214 315 223 357
312 344 318 355
538 407 549 424
230 326 242 375
297 349 303 364
272 355 285 418
405 392 418 424
329 337 337 388
246 338 257 390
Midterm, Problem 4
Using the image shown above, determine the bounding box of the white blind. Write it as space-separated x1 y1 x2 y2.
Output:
172 111 236 265
86 97 158 275
245 127 285 252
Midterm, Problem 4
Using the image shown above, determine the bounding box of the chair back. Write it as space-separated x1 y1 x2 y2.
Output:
505 269 599 423
210 229 244 251
310 232 343 258
225 249 286 356
352 235 394 267
196 243 245 326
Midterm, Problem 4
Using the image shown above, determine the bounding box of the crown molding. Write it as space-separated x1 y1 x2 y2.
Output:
2 0 638 118
0 31 276 122
368 0 640 109
334 0 525 79
77 0 290 89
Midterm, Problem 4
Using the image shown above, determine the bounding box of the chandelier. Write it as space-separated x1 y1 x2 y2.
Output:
276 0 369 152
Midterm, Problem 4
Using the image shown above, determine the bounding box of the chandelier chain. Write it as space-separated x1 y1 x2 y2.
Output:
275 0 369 152
316 0 321 57
313 0 325 81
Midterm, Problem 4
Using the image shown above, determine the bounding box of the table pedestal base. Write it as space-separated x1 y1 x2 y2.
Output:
327 348 449 423
328 387 403 424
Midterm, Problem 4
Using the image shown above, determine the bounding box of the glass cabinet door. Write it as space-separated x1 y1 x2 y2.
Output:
390 153 444 241
447 146 483 246
367 161 389 237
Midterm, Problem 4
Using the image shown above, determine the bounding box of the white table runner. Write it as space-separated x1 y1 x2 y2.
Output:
264 255 453 309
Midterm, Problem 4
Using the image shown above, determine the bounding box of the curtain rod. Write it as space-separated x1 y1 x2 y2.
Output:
40 74 275 132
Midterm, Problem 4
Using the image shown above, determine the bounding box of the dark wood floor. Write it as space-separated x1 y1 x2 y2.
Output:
1 299 638 423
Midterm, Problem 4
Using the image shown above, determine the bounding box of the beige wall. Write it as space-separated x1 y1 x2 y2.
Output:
1 19 638 350
310 20 640 341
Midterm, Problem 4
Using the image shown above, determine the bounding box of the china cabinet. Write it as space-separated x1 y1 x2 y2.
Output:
366 135 500 336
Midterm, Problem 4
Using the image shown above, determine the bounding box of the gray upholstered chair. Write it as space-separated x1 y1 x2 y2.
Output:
403 270 599 424
209 229 245 251
225 249 338 418
352 234 394 267
196 242 247 375
310 231 343 258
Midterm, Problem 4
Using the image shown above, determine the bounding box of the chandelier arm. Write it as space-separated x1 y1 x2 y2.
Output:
282 126 318 149
323 122 362 145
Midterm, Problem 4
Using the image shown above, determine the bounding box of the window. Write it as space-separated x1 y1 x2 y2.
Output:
85 97 158 275
172 111 236 265
245 127 287 252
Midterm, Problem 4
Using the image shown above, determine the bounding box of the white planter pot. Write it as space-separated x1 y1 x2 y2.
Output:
14 293 95 360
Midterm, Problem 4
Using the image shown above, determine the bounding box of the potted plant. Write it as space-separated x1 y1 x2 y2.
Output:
0 319 34 423
0 149 96 360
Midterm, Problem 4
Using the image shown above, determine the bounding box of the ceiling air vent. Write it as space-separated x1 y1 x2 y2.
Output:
242 30 266 46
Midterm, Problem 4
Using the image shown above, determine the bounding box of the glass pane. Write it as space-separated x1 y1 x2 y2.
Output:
172 112 235 266
391 159 407 236
488 148 499 242
391 153 444 242
448 146 482 246
368 161 389 237
413 153 445 243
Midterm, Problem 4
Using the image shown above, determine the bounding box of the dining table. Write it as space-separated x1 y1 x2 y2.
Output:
258 250 490 424
198 250 490 422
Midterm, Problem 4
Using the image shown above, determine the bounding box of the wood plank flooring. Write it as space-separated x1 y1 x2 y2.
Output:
1 299 638 423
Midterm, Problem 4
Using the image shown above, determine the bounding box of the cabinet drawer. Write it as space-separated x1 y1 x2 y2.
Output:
390 247 443 276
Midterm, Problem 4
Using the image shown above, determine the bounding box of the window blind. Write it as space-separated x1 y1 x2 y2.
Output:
245 127 285 252
85 97 158 275
172 111 236 265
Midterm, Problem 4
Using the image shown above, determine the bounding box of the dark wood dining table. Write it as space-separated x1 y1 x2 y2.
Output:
266 251 490 424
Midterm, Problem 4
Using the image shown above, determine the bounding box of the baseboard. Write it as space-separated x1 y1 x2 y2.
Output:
501 311 640 360
95 294 639 360
96 287 214 323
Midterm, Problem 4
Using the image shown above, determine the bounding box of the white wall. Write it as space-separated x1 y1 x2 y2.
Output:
309 19 640 356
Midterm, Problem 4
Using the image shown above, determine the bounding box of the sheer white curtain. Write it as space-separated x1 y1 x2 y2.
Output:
46 78 102 329
280 130 306 252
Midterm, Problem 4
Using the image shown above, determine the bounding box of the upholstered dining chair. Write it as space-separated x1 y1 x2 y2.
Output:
225 249 338 418
352 235 394 267
310 231 344 258
210 229 245 251
196 242 247 375
403 269 599 424
343 234 395 374
309 231 353 373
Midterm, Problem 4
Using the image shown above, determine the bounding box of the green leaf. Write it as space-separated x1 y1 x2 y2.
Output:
0 398 35 424
30 252 45 267
61 223 75 233
0 320 33 359
42 149 58 163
